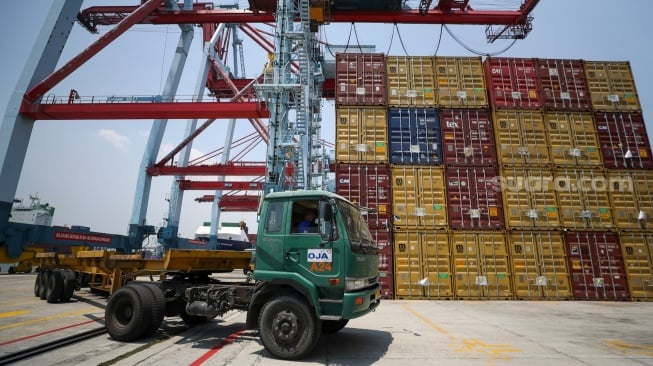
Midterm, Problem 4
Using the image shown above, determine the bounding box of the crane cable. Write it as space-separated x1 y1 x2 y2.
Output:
443 24 518 56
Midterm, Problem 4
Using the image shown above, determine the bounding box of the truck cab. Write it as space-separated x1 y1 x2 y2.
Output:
248 190 381 357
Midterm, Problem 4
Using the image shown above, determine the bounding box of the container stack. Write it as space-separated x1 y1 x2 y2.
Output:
586 61 653 301
330 53 653 301
438 57 510 300
333 53 395 299
385 56 450 299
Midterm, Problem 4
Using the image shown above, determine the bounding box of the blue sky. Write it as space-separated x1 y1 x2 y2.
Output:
1 0 652 239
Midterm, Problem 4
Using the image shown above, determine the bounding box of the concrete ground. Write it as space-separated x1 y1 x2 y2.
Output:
1 273 653 365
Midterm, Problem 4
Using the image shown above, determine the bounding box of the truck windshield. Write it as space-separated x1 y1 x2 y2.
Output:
335 200 376 254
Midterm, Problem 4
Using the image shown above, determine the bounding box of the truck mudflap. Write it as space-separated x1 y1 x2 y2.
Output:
341 283 382 319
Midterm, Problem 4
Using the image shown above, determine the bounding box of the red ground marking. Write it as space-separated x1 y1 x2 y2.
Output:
0 318 105 347
190 330 246 366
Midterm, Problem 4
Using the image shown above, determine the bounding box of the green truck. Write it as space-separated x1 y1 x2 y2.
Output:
104 190 381 359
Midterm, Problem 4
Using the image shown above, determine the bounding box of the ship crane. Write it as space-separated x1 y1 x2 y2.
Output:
0 0 540 259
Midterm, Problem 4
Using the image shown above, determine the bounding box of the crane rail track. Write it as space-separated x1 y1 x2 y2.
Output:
0 326 107 365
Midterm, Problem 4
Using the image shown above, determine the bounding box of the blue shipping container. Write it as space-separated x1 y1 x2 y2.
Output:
389 108 442 165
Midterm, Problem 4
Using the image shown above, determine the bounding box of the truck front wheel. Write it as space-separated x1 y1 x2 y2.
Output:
258 295 321 360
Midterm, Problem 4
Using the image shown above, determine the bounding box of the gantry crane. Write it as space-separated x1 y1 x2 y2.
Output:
0 0 539 260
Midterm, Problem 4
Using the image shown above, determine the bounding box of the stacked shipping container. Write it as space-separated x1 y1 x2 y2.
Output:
334 53 395 298
332 53 653 301
585 61 653 301
387 56 446 299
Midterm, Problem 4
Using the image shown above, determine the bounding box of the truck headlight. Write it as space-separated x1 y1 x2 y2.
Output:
345 277 367 292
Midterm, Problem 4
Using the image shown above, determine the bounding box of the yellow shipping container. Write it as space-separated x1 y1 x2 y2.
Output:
335 106 388 163
450 231 512 299
493 110 550 166
618 231 653 301
608 171 653 230
500 167 560 229
554 168 614 229
391 165 447 229
434 56 488 108
386 56 437 108
585 61 641 112
508 231 571 300
393 231 452 299
544 112 603 167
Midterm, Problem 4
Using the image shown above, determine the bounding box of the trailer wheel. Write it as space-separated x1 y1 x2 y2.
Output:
321 319 349 334
258 295 321 360
105 285 154 341
46 269 64 303
60 270 76 302
39 270 51 300
34 271 42 297
140 283 165 335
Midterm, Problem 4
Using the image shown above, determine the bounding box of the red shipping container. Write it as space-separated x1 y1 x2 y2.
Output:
565 231 630 300
536 59 591 111
336 163 392 230
336 53 386 106
484 57 541 109
372 229 394 299
595 112 653 169
440 109 497 166
445 167 504 229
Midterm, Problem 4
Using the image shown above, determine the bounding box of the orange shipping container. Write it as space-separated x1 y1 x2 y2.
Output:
508 231 571 300
500 167 560 229
386 56 437 107
393 231 452 299
451 232 512 299
544 112 602 167
335 106 388 163
584 61 641 112
555 168 614 230
493 110 550 167
618 231 653 301
607 171 653 230
391 165 447 229
434 56 488 108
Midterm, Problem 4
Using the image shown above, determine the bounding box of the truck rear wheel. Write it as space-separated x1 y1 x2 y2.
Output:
60 269 76 302
140 283 165 334
105 285 153 341
46 269 64 303
34 271 42 297
258 295 321 360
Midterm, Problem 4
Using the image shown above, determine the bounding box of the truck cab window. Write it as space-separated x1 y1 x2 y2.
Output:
293 200 319 233
265 201 284 233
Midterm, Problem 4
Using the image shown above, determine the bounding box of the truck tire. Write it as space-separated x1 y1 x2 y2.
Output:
39 270 51 300
258 295 321 360
60 269 77 302
46 269 64 303
140 283 165 335
321 319 349 334
34 271 42 297
105 285 154 341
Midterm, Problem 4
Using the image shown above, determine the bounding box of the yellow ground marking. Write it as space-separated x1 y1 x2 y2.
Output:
402 304 521 362
452 338 521 358
401 304 455 340
0 308 100 331
604 340 653 357
0 310 29 318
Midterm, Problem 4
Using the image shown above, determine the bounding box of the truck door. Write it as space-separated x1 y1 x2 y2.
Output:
284 200 342 287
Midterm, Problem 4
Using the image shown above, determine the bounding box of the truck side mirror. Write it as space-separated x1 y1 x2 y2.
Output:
318 200 337 242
